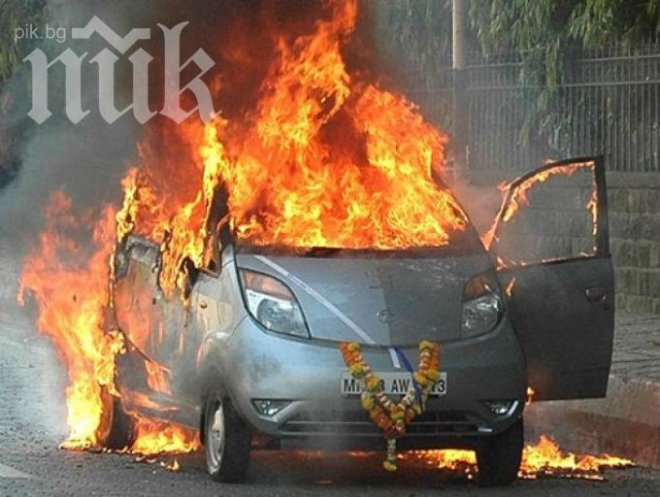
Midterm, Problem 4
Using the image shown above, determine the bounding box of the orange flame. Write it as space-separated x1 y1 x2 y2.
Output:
411 435 633 480
505 277 517 298
411 383 632 480
519 435 634 479
18 192 123 449
587 188 599 237
130 417 199 456
526 386 535 406
117 0 468 295
163 459 181 472
144 361 172 396
501 161 595 225
18 192 200 455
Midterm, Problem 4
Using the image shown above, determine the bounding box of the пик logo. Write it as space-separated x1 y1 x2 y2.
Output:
24 16 216 125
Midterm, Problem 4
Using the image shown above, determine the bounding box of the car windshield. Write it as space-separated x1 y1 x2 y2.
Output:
233 222 485 258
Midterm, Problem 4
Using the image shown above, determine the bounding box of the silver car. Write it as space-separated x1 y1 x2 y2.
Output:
108 156 614 487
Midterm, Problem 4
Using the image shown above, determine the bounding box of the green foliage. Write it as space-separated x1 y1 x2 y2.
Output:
0 0 46 83
0 0 46 188
368 0 454 86
470 0 659 59
568 0 660 45
468 0 660 146
374 0 659 153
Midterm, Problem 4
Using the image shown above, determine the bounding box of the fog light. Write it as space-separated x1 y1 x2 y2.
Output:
483 400 518 416
252 399 291 417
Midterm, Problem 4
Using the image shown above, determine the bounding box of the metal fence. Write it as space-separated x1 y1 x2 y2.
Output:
407 43 660 174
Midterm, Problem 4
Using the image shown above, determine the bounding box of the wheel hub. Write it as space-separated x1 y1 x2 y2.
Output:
207 402 225 468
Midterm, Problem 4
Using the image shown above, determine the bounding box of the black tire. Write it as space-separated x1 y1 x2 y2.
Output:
98 387 134 450
476 418 523 487
203 392 251 483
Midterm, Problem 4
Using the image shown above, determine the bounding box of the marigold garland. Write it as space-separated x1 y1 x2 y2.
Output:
339 340 442 471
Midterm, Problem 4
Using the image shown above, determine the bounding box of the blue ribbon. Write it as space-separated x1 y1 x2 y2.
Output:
394 347 423 404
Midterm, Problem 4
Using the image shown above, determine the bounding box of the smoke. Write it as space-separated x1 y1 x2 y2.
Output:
448 178 503 239
0 0 149 248
0 0 381 248
0 2 209 239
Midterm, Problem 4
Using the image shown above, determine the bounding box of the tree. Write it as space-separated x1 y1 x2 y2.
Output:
367 0 456 87
0 0 46 189
468 0 660 94
373 0 660 157
0 0 46 82
469 0 660 149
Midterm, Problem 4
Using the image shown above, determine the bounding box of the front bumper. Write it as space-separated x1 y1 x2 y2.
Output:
206 315 526 450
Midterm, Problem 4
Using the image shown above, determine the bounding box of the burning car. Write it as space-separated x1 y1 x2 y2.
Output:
15 0 617 486
107 156 614 487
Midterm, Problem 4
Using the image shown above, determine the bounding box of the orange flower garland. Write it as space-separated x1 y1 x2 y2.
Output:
339 340 442 471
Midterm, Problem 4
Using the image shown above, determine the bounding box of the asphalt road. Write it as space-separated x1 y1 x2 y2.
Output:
1 256 659 497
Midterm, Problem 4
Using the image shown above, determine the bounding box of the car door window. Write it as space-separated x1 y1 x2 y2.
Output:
490 158 607 267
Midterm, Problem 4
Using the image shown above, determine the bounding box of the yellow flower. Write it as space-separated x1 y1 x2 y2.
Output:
405 407 416 423
347 342 360 352
339 338 442 473
390 407 405 421
415 372 430 387
366 375 381 392
426 369 441 382
350 363 365 378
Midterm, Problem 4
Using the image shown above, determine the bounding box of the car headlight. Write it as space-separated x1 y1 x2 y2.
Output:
461 271 503 337
239 269 309 338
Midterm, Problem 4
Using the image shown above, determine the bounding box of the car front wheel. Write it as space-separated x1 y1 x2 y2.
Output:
98 386 134 450
203 392 251 483
476 417 523 487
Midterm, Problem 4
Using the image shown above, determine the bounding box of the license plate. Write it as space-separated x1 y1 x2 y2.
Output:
340 372 447 397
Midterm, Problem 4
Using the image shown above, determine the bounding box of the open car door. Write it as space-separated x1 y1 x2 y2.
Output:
489 157 614 401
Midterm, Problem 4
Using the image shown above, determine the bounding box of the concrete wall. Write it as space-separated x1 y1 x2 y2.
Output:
607 173 660 315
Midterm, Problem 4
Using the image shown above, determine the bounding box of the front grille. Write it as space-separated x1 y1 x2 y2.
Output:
280 409 480 436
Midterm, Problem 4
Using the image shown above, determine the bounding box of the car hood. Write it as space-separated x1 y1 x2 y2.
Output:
235 251 493 346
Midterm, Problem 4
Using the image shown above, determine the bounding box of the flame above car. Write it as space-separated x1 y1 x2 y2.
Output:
116 0 469 296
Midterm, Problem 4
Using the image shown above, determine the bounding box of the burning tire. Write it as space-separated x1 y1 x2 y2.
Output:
203 392 251 483
476 417 523 486
98 386 134 450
